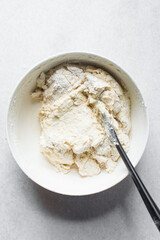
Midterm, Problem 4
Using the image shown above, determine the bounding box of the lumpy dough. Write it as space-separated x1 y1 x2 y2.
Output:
32 64 131 177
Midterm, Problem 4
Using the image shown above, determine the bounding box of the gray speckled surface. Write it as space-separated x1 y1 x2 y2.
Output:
0 0 160 239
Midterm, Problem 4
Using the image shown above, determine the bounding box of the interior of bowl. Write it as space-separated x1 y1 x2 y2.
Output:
7 53 149 196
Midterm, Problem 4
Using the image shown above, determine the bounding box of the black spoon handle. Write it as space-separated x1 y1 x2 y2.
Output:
114 131 160 231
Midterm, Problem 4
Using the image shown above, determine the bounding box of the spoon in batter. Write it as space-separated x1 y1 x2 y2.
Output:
102 112 160 232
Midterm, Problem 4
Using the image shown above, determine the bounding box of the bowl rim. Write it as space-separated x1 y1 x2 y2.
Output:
6 51 149 196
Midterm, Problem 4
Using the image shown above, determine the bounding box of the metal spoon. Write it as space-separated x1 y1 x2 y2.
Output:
102 112 160 231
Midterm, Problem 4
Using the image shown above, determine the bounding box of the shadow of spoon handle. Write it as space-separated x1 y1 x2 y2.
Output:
114 133 160 232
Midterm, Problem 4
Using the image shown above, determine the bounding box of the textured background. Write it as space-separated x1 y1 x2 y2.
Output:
0 0 160 239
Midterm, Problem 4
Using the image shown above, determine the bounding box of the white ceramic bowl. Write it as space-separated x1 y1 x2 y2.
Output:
7 52 149 196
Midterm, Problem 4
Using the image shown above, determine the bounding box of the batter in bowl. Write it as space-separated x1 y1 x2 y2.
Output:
32 64 131 176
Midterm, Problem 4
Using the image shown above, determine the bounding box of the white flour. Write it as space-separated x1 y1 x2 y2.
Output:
32 64 131 176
